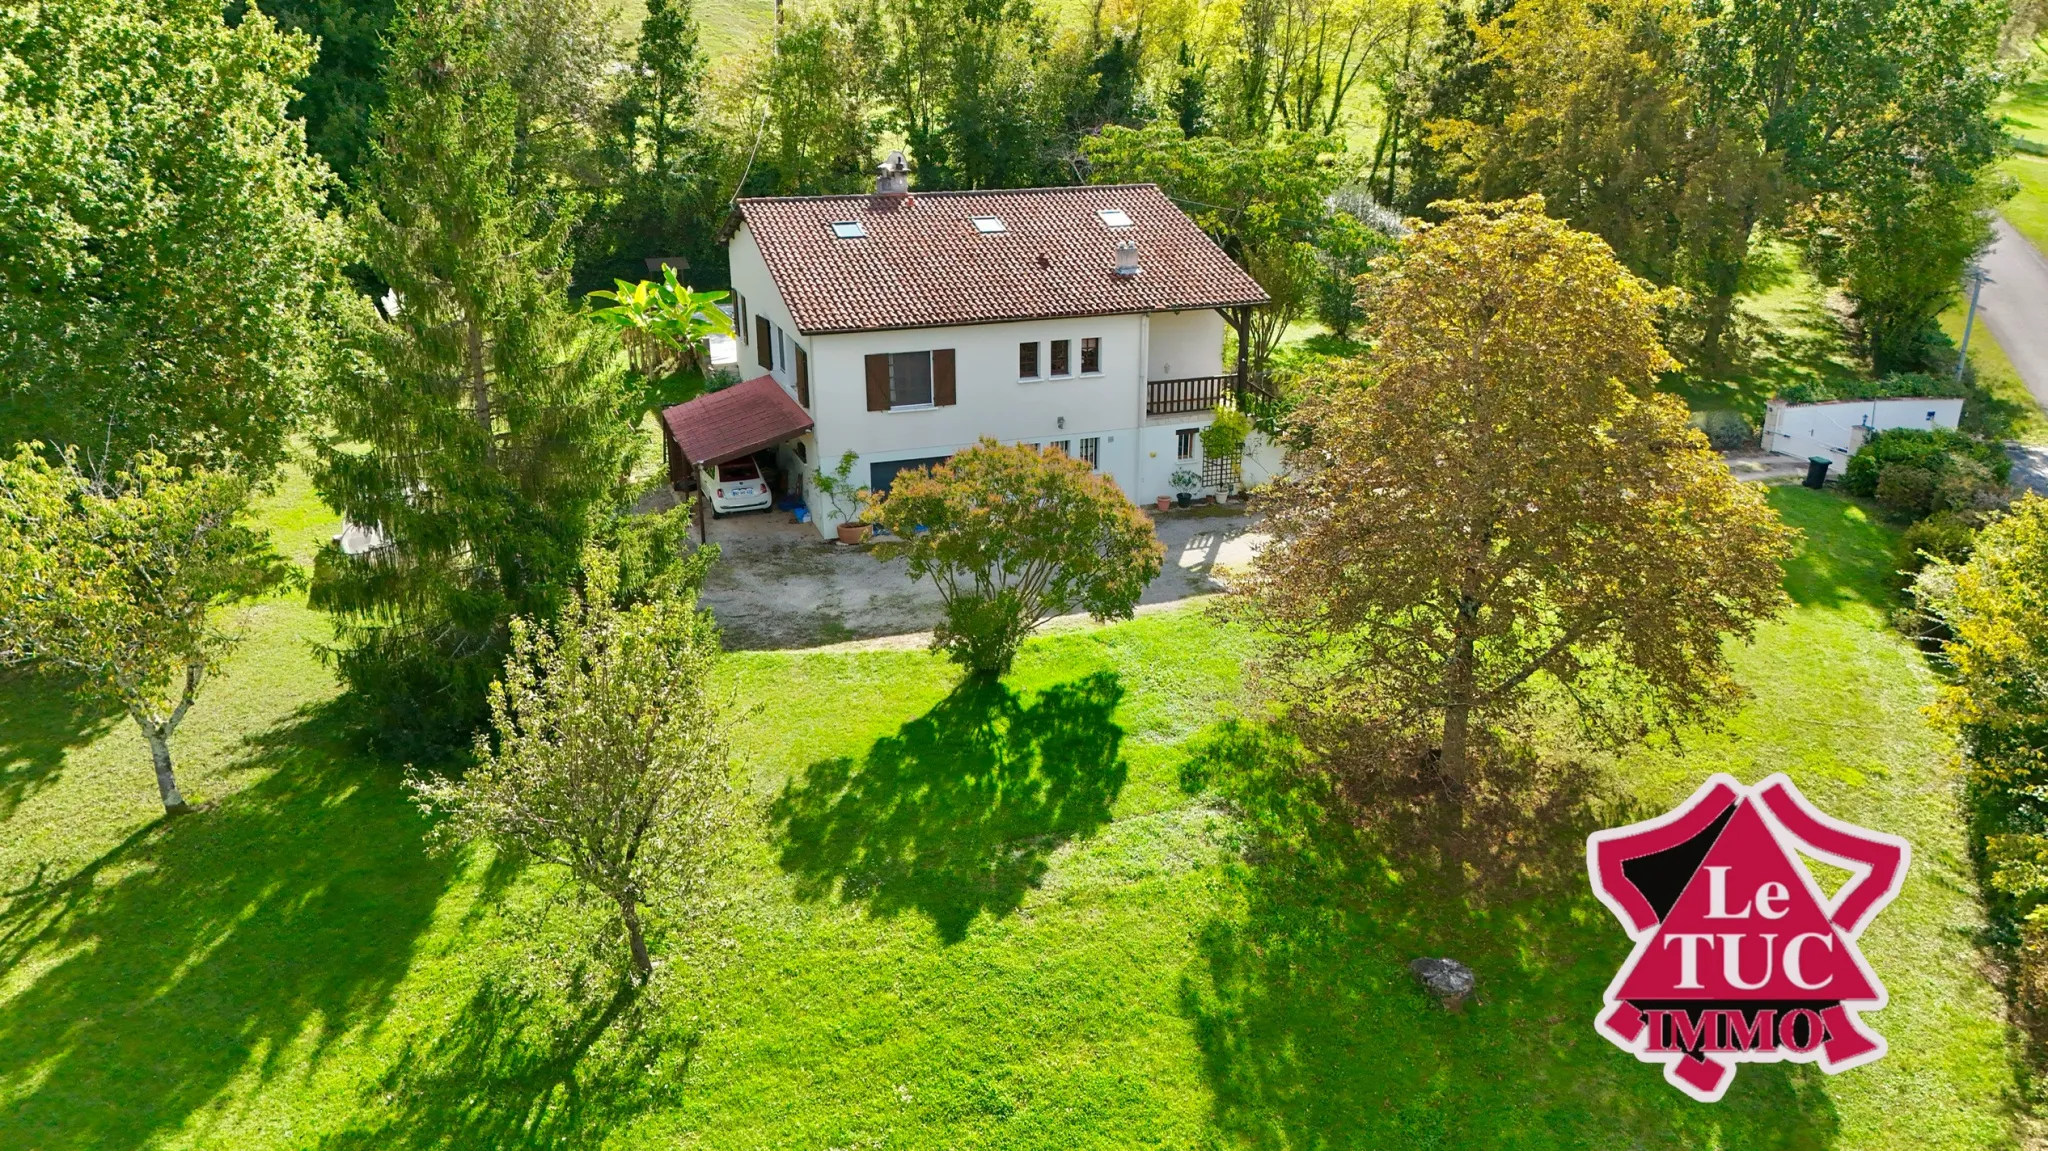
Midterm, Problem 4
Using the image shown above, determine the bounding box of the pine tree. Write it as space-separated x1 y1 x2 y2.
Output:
580 0 721 289
312 0 637 752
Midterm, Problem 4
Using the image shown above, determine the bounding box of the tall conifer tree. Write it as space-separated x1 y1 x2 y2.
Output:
312 0 636 751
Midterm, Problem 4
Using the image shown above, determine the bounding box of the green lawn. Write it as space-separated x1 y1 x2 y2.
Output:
0 475 2021 1148
1666 245 1867 421
1998 70 2048 256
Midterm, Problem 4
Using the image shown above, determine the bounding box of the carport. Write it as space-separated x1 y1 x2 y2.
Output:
660 374 816 540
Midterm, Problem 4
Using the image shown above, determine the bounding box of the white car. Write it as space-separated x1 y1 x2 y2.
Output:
701 457 773 517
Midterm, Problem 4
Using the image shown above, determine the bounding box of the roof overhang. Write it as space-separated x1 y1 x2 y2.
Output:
660 374 815 468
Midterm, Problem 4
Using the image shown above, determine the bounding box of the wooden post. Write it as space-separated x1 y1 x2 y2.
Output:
1230 308 1252 407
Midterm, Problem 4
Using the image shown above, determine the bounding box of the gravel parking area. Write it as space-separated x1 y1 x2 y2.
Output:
697 505 1268 650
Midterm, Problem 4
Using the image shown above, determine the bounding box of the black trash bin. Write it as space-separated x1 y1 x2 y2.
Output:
1804 455 1831 489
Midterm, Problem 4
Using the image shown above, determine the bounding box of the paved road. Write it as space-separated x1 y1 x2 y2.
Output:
1973 217 2048 494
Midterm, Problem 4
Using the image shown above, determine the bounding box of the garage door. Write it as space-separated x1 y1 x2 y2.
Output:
869 455 951 493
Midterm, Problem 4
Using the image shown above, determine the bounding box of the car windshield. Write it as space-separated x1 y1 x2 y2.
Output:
717 460 760 482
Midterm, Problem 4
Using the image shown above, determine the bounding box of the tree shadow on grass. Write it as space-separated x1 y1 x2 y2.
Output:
0 667 124 823
769 672 1129 943
1178 725 1844 1149
316 969 697 1151
0 701 456 1151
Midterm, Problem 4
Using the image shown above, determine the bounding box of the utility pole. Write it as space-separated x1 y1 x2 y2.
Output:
1957 262 1990 384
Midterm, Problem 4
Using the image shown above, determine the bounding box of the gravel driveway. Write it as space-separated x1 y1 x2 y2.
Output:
698 506 1268 650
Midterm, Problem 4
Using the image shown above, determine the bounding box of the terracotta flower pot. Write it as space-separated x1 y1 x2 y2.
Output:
1155 496 1172 511
836 521 870 545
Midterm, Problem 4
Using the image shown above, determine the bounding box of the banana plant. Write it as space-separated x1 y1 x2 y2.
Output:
587 266 736 412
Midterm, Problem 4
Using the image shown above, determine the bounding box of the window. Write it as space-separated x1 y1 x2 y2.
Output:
1080 337 1100 374
970 216 1006 233
1098 208 1133 227
1176 428 1197 459
775 325 786 372
1021 442 1040 451
756 316 772 369
889 351 934 407
1079 436 1099 467
830 220 866 239
794 440 808 463
1050 339 1071 376
1019 341 1039 378
866 350 955 410
1049 439 1071 456
738 295 748 340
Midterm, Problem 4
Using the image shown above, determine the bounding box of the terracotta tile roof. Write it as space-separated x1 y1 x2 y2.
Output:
661 374 814 467
735 184 1270 334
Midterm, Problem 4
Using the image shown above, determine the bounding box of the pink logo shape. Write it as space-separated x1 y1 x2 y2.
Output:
1586 773 1909 1102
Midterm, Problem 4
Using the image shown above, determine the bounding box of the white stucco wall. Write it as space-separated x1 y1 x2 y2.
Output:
1762 397 1965 467
1145 310 1225 381
729 221 1254 537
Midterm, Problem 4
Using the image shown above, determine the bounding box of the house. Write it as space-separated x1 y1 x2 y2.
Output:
659 156 1276 539
1761 396 1965 466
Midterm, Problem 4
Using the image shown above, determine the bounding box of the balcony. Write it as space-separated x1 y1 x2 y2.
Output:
1146 373 1276 418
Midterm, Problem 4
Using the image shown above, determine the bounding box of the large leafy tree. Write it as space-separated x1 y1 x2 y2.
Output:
582 0 724 288
1411 0 2004 376
1914 496 2048 968
1434 0 1781 371
743 0 887 195
866 440 1163 676
0 448 294 813
876 0 1062 189
412 553 736 983
312 0 639 751
1083 123 1346 370
0 0 339 476
251 0 397 185
1241 200 1795 784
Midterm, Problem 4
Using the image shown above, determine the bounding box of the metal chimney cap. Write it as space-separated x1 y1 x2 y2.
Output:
875 150 910 195
1113 240 1140 277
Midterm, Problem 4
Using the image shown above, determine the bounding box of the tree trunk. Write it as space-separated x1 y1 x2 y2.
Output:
619 897 652 983
465 306 493 459
1440 633 1475 787
146 728 191 814
1439 586 1482 787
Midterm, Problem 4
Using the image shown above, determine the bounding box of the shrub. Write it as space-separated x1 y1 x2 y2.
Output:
1875 463 1938 517
865 439 1164 676
1842 427 2010 499
1895 511 1976 580
1774 370 1969 405
1689 409 1757 450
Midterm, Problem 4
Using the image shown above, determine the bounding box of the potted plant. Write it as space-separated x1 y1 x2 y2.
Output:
812 449 871 544
1170 468 1203 508
1155 495 1173 512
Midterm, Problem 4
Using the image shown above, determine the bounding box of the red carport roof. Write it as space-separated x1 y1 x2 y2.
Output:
661 374 814 468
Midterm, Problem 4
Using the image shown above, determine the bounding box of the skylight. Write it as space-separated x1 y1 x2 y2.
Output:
970 216 1007 234
1097 208 1133 228
830 220 866 239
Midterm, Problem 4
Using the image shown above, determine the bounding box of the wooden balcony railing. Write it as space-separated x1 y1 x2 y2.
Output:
1146 373 1276 417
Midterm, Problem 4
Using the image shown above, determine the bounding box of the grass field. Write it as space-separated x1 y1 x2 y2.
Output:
1998 70 2048 256
1667 247 1868 421
0 471 2020 1149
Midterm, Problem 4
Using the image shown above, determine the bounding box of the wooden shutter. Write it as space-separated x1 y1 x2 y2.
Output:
933 348 956 406
756 317 772 368
795 347 810 407
865 354 890 411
